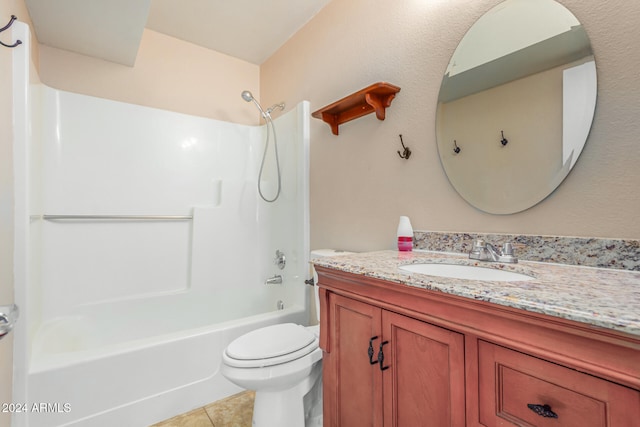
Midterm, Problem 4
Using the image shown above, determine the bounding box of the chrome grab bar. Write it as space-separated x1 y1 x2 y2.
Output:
36 215 193 221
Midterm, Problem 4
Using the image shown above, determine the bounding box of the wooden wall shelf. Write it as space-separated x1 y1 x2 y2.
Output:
312 82 401 135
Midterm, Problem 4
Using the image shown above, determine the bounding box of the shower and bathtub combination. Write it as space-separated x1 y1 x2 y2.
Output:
12 23 311 427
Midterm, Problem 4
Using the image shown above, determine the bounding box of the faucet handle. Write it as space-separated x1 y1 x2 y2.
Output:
469 239 487 260
274 250 286 270
502 242 514 256
499 242 518 263
472 239 486 249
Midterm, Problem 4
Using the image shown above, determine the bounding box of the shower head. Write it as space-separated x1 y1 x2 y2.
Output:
241 90 254 103
242 90 267 118
241 90 283 119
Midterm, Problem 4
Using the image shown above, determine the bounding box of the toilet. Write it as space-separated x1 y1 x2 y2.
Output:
221 249 351 427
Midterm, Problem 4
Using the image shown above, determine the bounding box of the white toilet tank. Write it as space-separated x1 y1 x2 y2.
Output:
310 249 353 323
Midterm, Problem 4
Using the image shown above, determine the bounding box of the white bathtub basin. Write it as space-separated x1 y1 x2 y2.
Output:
399 263 534 282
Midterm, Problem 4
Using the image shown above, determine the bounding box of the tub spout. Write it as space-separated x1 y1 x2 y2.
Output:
265 275 283 285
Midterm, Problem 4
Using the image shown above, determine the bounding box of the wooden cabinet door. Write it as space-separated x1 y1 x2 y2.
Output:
382 311 466 427
324 293 383 427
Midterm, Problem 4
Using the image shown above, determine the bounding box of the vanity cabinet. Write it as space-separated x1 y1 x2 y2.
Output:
322 293 465 426
317 266 640 427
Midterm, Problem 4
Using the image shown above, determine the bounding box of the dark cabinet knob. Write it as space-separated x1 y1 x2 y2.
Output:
527 403 558 418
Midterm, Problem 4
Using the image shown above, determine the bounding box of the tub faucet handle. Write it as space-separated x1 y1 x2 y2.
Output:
274 250 286 270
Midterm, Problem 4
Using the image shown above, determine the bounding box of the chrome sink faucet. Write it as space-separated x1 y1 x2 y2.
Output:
469 239 518 263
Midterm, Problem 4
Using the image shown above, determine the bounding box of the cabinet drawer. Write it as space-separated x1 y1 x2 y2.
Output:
478 340 640 426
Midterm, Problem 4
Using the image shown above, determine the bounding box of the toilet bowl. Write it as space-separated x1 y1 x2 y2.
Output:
221 323 323 427
221 250 351 427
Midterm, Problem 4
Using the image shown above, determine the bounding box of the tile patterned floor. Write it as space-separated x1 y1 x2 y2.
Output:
150 391 255 427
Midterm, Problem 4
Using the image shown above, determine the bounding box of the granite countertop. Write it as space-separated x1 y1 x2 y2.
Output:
312 250 640 337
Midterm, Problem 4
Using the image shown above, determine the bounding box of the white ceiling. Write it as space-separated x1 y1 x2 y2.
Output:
24 0 332 66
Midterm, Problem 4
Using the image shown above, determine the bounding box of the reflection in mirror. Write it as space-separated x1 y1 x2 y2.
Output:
436 0 597 214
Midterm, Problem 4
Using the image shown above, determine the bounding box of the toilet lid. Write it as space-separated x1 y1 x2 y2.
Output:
226 323 316 361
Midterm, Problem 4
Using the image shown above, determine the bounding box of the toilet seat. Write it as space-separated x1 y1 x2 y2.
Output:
224 323 319 368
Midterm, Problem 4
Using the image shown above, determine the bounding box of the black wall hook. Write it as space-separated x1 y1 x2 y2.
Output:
0 15 22 48
453 140 461 154
397 134 411 159
500 130 509 146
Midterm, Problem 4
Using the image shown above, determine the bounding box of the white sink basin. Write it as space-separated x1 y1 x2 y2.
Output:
399 263 534 282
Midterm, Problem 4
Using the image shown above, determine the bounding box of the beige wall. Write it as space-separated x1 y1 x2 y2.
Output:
262 0 640 251
39 29 261 125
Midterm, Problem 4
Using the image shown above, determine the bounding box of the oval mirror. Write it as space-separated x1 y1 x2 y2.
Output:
436 0 597 214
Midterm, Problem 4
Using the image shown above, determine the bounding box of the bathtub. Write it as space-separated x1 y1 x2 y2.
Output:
25 293 308 427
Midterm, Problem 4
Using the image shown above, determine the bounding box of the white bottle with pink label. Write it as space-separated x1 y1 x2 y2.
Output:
397 216 413 251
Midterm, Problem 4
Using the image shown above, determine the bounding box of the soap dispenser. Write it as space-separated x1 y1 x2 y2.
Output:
397 216 413 251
